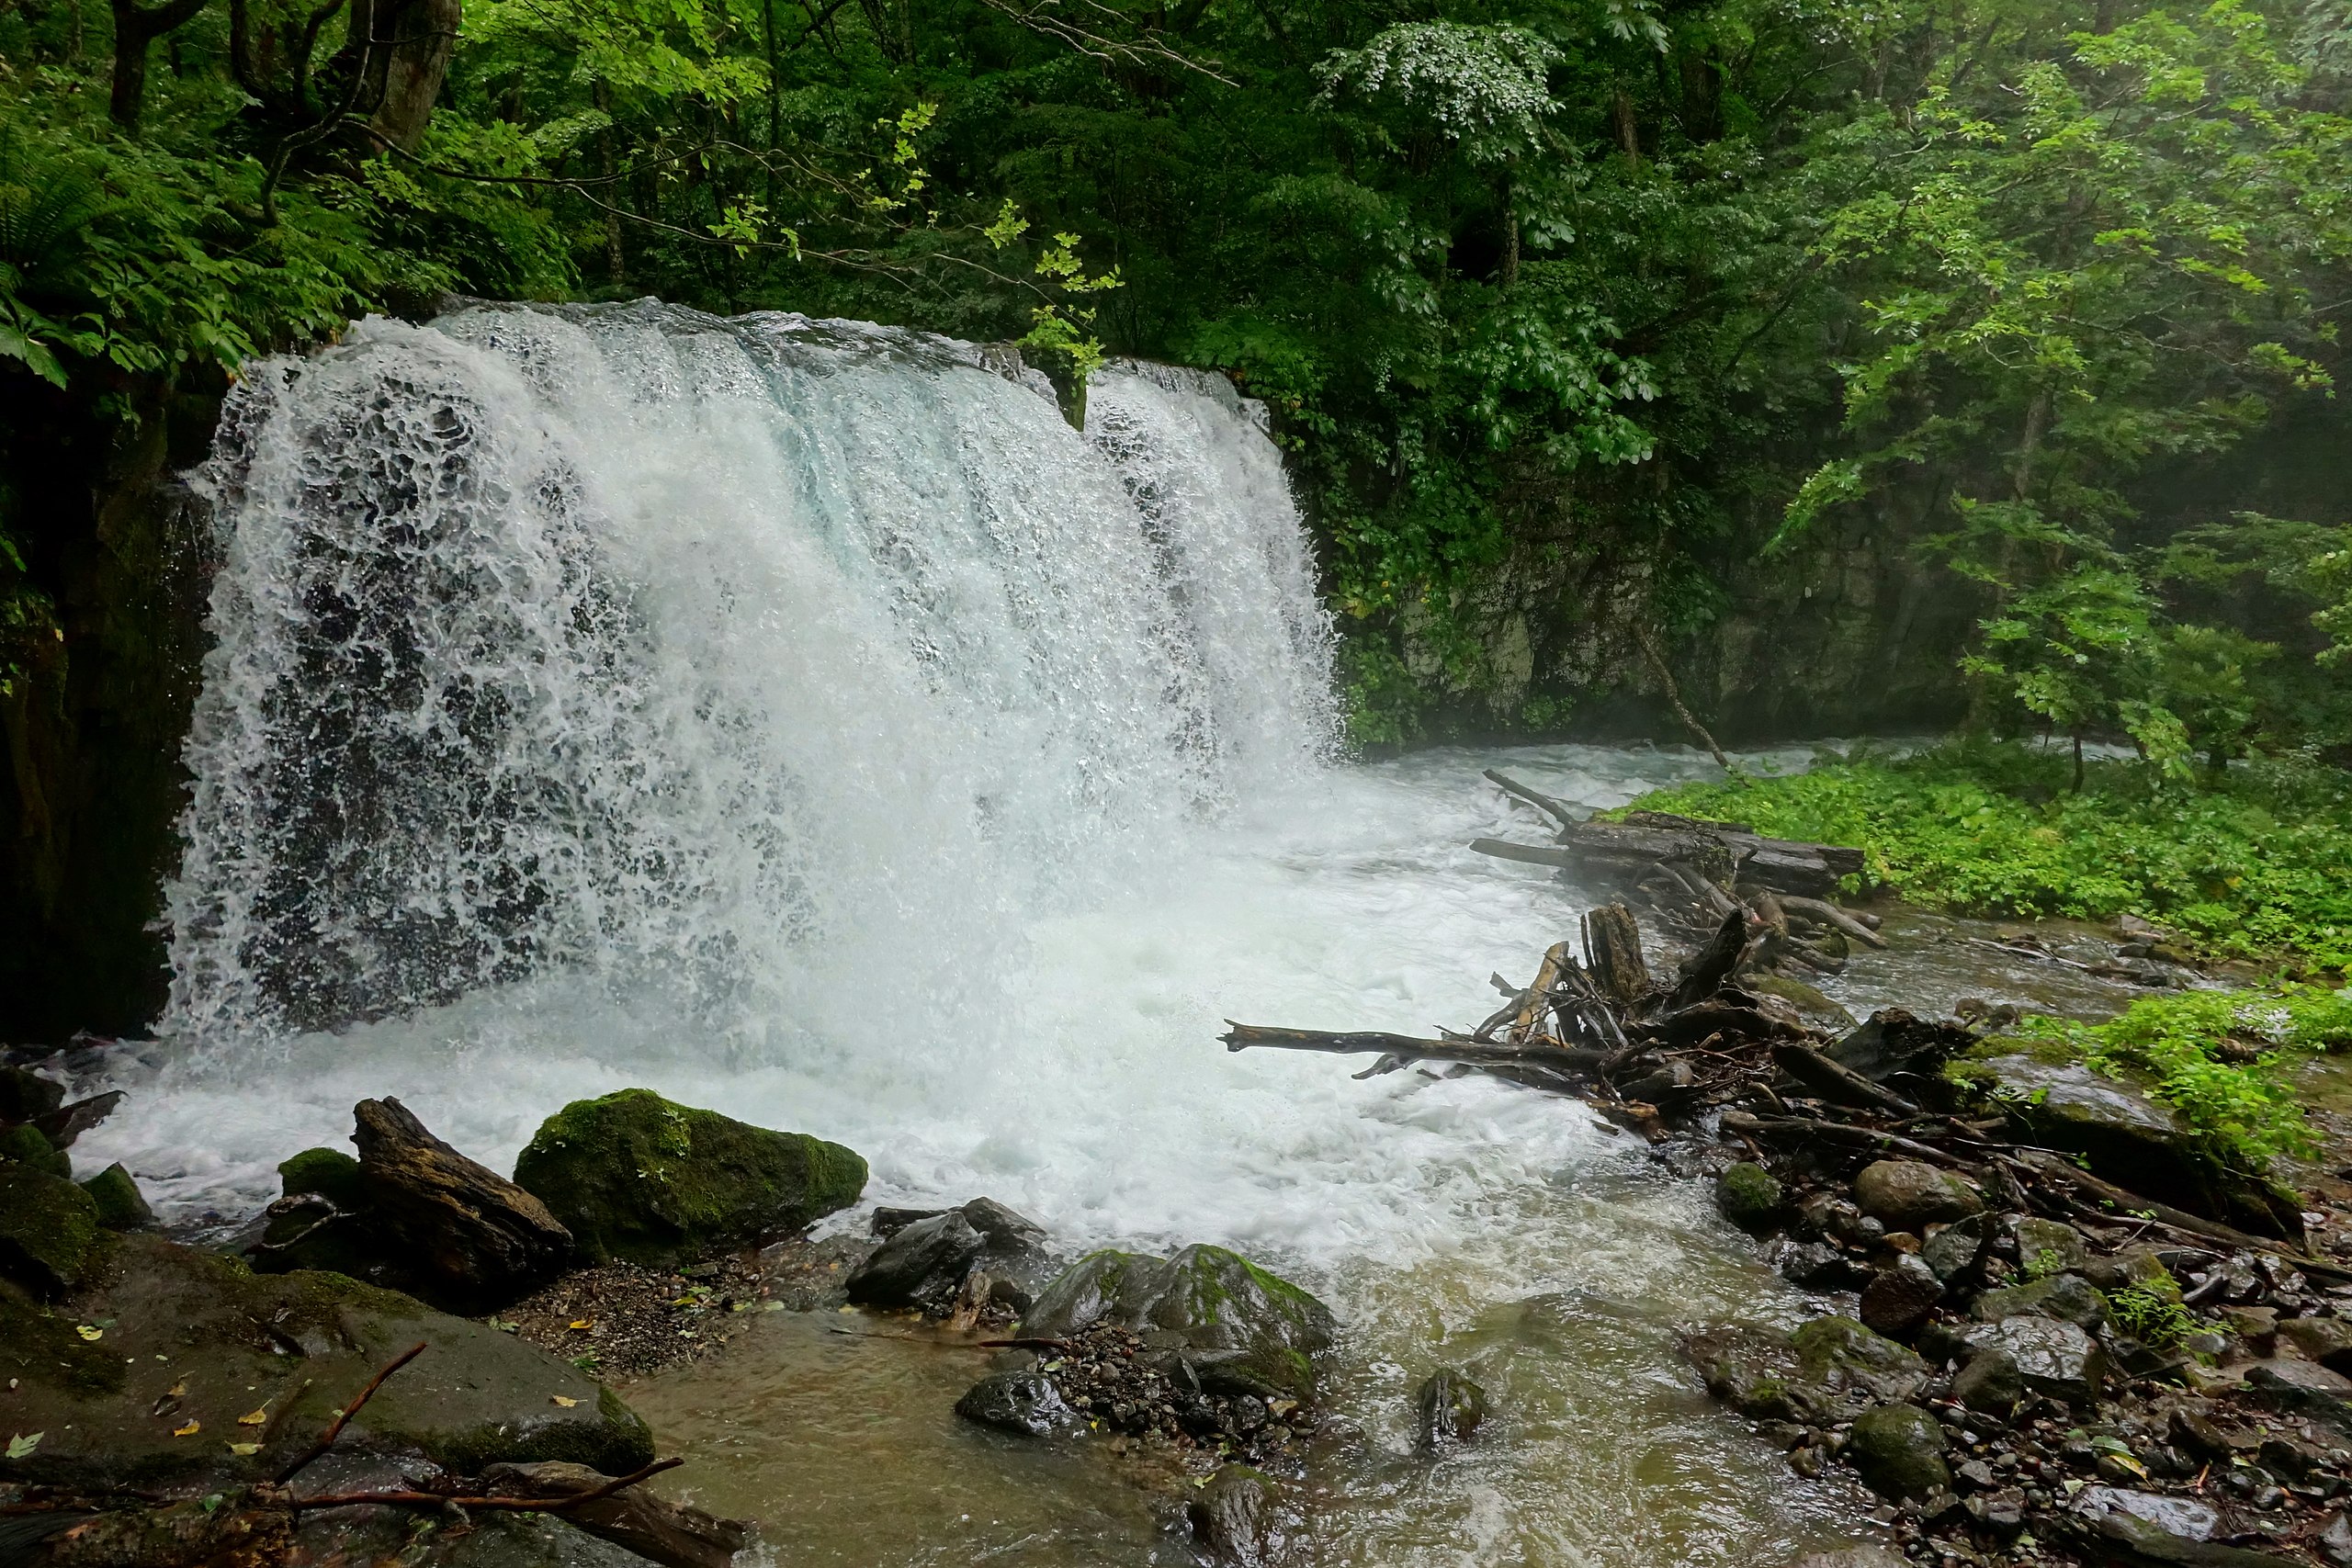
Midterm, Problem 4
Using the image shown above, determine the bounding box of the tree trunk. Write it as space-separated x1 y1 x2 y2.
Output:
2071 733 2085 794
365 0 461 150
107 0 209 127
1611 89 1640 164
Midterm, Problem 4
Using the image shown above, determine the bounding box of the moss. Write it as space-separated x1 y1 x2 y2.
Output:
80 1163 152 1230
0 1121 71 1178
1715 1161 1785 1233
0 1282 128 1396
0 1163 104 1295
423 1382 655 1476
512 1089 866 1267
277 1146 366 1209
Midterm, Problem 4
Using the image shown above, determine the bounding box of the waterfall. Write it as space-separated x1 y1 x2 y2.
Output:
164 301 1336 1049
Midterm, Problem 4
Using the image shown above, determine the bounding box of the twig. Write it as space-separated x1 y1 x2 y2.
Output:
277 1342 426 1483
1483 768 1578 833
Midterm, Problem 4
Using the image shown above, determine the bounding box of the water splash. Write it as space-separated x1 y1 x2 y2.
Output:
165 302 1335 1046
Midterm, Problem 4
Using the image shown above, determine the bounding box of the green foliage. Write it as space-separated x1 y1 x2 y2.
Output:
2106 1282 2199 1348
2010 984 2352 1169
1617 741 2352 972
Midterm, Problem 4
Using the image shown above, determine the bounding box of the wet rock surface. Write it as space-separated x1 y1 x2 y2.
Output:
1020 1243 1337 1402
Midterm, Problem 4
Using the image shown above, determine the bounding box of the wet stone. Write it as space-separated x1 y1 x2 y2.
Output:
2006 1216 2088 1275
1859 1255 1943 1339
1951 1347 2024 1417
1412 1367 1487 1448
1717 1162 1786 1234
1919 1214 1987 1282
1962 1316 2106 1406
956 1371 1080 1438
1852 1160 1983 1232
1846 1403 1951 1501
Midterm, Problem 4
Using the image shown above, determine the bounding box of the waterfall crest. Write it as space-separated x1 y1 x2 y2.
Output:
165 300 1336 1047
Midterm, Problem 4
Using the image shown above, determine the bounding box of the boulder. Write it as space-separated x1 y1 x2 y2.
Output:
2007 1216 2088 1275
1022 1246 1335 1401
280 1145 368 1209
79 1163 153 1231
0 1233 652 1491
1792 1316 1931 1405
0 1063 65 1123
1951 1347 2024 1416
0 1162 104 1297
1715 1162 1785 1235
1786 1549 1909 1568
1962 1054 2303 1239
1 1119 71 1178
1919 1214 1987 1282
1973 1272 2110 1332
1189 1463 1284 1567
851 1197 1053 1313
1412 1368 1487 1448
1853 1160 1982 1231
1858 1255 1943 1339
955 1371 1079 1438
2061 1486 2290 1566
1846 1404 1951 1500
1742 974 1857 1032
513 1089 865 1268
1683 1316 1927 1425
1826 1009 1973 1084
846 1212 988 1311
2276 1315 2352 1374
2082 1244 2181 1302
353 1098 573 1313
1962 1315 2106 1406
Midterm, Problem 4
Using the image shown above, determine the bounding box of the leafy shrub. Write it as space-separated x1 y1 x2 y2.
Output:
1618 741 2352 973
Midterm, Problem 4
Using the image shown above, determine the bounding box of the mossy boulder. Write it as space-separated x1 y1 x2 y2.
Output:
1021 1245 1337 1401
279 1145 367 1209
0 1233 652 1492
1715 1161 1785 1234
512 1089 866 1268
1847 1403 1951 1500
1 1120 71 1178
80 1163 153 1230
0 1162 105 1296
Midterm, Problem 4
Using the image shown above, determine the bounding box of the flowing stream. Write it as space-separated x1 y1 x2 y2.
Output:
74 299 2150 1565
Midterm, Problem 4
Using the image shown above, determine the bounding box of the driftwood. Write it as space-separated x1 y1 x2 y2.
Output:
351 1097 573 1311
1580 905 1649 1008
478 1462 752 1568
1221 1023 1611 1077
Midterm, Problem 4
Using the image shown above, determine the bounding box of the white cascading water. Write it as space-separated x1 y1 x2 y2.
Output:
90 299 1877 1566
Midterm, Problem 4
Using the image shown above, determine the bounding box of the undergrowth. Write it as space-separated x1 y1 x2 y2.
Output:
2006 987 2352 1171
1615 740 2352 974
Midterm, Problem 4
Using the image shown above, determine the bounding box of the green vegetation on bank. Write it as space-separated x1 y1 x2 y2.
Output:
1618 742 2352 973
2007 985 2352 1170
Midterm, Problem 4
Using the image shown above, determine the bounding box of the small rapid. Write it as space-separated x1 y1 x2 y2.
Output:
86 300 1889 1563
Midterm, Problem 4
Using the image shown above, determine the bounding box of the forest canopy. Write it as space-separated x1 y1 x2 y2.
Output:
2 0 2348 755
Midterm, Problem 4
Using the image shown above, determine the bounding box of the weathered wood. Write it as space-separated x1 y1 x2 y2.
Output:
481 1461 753 1568
1667 909 1750 1012
1221 1023 1611 1076
1781 895 1888 950
1483 769 1578 833
1472 818 1863 903
1579 904 1649 1009
1770 1043 1917 1115
352 1097 573 1312
1720 1110 1975 1170
1512 942 1576 1042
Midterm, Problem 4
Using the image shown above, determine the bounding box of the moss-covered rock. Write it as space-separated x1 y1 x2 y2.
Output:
1022 1245 1337 1400
1715 1161 1785 1234
512 1089 866 1268
279 1145 367 1209
1 1120 71 1178
0 1162 105 1295
0 1233 652 1492
80 1162 153 1230
1847 1403 1951 1500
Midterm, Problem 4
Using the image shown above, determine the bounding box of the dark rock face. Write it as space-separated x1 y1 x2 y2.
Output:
955 1371 1080 1438
1846 1403 1951 1500
1919 1214 1986 1282
1951 1347 2023 1416
1964 1054 2302 1239
1716 1161 1786 1234
1413 1368 1487 1448
0 1162 104 1296
1189 1464 1286 1567
1973 1271 2109 1332
1826 1009 1973 1085
1022 1245 1336 1401
354 1097 574 1312
512 1089 865 1269
1853 1160 1983 1231
0 1233 652 1491
1682 1316 1928 1426
847 1213 988 1312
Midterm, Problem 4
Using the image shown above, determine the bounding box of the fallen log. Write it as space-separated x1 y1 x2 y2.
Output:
1221 1023 1612 1076
1780 896 1887 951
1769 1043 1917 1116
1580 904 1649 1010
1483 769 1578 832
1471 818 1863 903
1719 1110 1976 1171
480 1461 752 1568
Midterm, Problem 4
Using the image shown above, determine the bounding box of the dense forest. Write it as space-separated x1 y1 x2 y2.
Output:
4 0 2352 1029
5 0 2351 745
